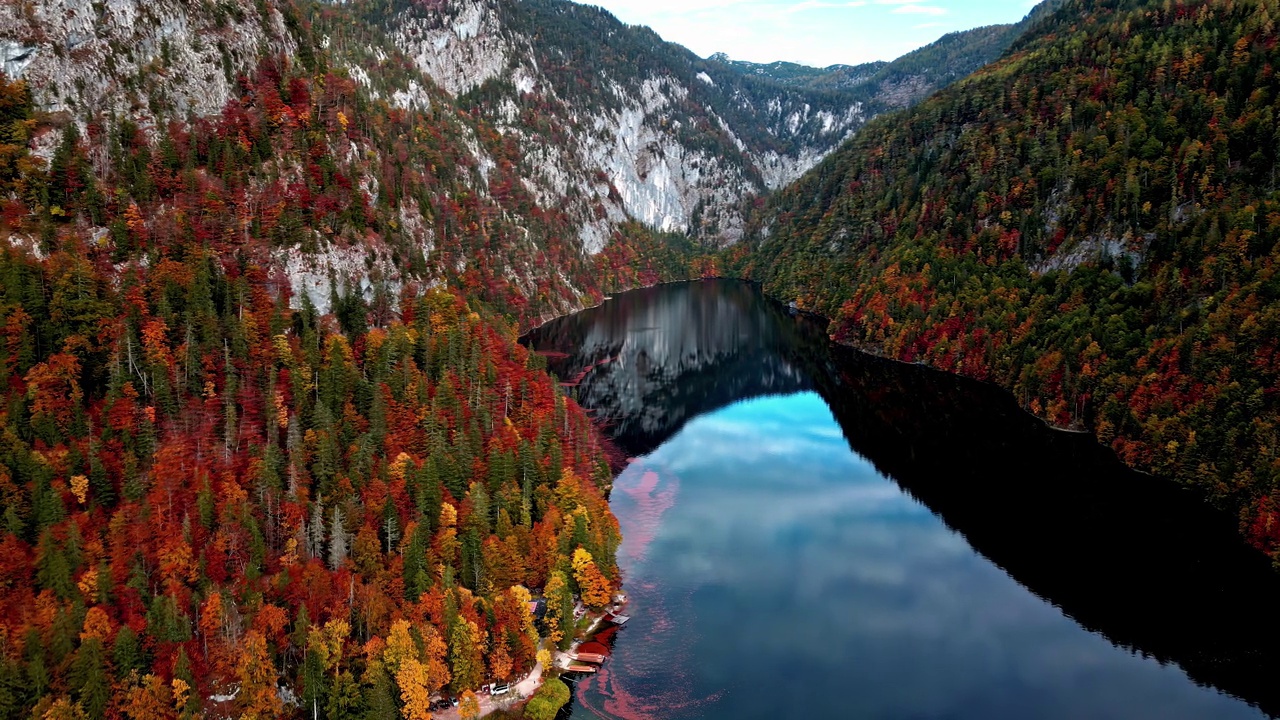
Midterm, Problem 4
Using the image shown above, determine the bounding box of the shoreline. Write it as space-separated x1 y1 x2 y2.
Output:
525 274 1096 440
521 277 754 334
448 600 628 720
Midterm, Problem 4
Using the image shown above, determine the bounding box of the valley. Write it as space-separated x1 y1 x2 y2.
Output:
1 0 1279 718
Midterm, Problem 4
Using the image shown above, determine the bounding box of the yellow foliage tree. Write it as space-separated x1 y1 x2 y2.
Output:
321 618 350 671
307 616 350 678
543 573 569 645
390 452 414 483
553 469 583 515
572 548 611 610
69 475 88 504
236 632 282 719
169 679 189 716
396 658 434 720
382 619 417 674
510 585 538 640
76 566 99 600
459 690 480 720
393 622 449 720
124 674 175 720
41 698 87 720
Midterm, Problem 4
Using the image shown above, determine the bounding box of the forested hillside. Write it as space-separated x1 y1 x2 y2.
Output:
743 0 1280 556
0 5 644 716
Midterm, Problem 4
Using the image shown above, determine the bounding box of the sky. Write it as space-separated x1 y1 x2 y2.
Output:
585 0 1045 68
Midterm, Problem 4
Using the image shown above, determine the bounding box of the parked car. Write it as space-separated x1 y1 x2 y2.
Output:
490 683 512 696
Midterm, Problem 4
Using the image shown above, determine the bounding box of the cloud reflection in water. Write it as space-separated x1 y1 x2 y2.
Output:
578 393 1262 720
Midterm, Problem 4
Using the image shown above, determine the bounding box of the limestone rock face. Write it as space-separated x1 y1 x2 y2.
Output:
380 0 868 247
0 0 295 120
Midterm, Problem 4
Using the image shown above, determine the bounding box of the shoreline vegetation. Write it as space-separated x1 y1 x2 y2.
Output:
444 596 626 720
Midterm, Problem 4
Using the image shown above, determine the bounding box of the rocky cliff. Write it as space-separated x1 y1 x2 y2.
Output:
373 0 871 247
0 0 297 123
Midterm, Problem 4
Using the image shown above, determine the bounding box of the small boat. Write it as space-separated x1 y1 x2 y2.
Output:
603 612 630 625
564 664 598 674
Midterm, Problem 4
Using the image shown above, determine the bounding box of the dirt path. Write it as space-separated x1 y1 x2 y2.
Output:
430 659 545 720
433 606 623 719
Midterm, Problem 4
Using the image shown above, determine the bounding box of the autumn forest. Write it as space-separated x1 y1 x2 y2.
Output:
6 0 1280 718
0 15 638 719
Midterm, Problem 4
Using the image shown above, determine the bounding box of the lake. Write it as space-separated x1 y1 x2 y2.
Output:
524 279 1280 720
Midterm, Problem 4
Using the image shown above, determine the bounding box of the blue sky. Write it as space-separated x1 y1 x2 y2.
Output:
587 0 1045 68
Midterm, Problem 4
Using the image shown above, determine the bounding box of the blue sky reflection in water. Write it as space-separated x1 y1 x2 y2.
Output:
574 392 1263 720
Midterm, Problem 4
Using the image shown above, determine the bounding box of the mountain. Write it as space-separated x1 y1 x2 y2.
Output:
851 0 1067 107
350 0 1058 248
0 0 710 328
742 0 1280 555
708 0 1066 107
358 0 876 247
0 0 1041 323
705 54 888 92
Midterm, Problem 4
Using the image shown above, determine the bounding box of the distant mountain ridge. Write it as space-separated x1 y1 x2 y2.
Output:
707 0 1066 107
705 53 887 91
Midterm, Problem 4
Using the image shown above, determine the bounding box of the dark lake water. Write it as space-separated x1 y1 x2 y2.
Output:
524 279 1280 720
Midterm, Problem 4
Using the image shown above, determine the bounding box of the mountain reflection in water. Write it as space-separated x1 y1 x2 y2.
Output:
525 279 1280 719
